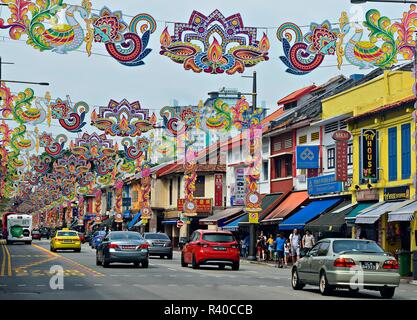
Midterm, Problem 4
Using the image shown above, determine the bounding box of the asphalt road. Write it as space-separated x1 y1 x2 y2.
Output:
1 239 417 300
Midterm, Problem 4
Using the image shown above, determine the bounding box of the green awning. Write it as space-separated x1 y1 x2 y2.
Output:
345 202 378 223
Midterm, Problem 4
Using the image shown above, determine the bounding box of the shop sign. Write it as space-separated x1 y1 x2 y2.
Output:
214 174 223 207
307 174 343 196
248 211 259 224
233 168 246 206
333 130 351 182
383 186 410 201
356 189 379 202
361 129 378 179
177 198 212 213
296 146 319 169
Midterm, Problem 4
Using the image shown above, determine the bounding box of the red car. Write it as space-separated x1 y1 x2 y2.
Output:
181 230 240 270
31 229 42 240
78 232 86 243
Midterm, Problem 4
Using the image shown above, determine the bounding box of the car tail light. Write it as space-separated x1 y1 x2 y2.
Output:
108 243 120 249
55 238 63 242
383 259 399 270
138 243 149 250
334 258 356 268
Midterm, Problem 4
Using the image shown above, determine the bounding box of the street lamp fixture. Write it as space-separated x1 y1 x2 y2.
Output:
351 0 417 3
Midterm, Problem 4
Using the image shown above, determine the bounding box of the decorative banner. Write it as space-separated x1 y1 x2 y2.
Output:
277 5 417 75
361 129 378 180
160 9 269 74
0 1 157 67
114 180 123 223
70 132 116 161
38 132 67 158
91 99 156 137
48 96 89 133
333 130 351 182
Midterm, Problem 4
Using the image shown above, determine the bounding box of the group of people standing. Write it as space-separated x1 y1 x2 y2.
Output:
256 229 316 267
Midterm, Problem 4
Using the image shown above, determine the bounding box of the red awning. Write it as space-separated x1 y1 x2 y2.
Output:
261 191 309 224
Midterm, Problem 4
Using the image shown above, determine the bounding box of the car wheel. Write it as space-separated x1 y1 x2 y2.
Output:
218 264 225 270
25 241 31 245
50 246 55 252
348 287 360 294
181 253 188 267
319 272 333 296
232 262 240 271
103 260 110 268
6 240 11 245
142 260 149 268
192 254 199 269
380 287 395 299
96 255 102 266
133 262 140 268
167 253 173 260
75 248 81 253
291 268 305 290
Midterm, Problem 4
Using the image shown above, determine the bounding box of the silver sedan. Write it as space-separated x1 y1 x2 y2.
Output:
291 238 400 298
96 231 149 268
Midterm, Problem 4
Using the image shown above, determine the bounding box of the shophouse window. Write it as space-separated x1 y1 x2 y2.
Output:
347 144 353 166
298 135 307 144
327 148 335 169
194 176 205 197
274 158 282 178
388 127 397 181
262 161 269 181
401 123 411 179
284 156 292 177
311 132 319 141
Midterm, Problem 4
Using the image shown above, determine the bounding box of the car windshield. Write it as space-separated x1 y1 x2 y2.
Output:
32 230 39 234
202 233 235 243
333 240 384 254
144 233 169 240
110 232 143 241
57 231 78 237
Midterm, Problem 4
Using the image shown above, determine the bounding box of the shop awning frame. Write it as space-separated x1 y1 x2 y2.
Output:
222 213 248 231
305 199 352 233
388 201 417 222
355 200 414 224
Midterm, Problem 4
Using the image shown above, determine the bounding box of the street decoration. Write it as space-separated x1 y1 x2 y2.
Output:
38 131 67 158
70 132 116 161
0 1 157 67
161 105 199 216
160 9 269 75
48 96 89 133
277 5 417 75
206 97 262 219
91 99 156 137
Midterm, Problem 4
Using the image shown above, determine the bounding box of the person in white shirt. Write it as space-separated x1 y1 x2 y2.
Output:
289 229 301 263
302 230 315 250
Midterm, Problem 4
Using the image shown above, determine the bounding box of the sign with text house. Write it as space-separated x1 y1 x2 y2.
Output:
296 146 319 169
361 129 378 180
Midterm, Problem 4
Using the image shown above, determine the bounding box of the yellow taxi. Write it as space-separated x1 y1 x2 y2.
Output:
50 228 81 252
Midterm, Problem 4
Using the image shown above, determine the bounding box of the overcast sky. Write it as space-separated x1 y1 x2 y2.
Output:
0 0 411 140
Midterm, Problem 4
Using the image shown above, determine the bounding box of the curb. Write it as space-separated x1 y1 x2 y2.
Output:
409 280 417 285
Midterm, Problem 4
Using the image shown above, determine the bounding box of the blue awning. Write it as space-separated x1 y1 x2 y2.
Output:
279 197 343 231
128 211 142 229
222 213 248 231
134 220 143 227
162 220 178 225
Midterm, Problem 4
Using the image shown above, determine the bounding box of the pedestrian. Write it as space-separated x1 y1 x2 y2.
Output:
267 234 275 261
275 233 286 268
243 235 249 258
240 238 246 257
284 239 290 267
256 234 265 261
302 230 315 250
289 228 301 263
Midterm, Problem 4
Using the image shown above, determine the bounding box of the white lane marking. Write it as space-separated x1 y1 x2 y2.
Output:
18 284 26 287
168 268 176 271
239 284 249 287
154 275 161 277
0 285 8 287
167 284 177 287
74 284 84 287
204 284 213 287
169 275 176 277
112 284 121 287
259 285 267 287
185 284 195 287
93 284 103 287
36 285 46 287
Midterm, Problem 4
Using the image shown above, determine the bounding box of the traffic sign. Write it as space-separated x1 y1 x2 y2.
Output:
177 220 185 228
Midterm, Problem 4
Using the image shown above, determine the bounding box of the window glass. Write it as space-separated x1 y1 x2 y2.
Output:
194 176 205 197
202 233 235 243
144 233 170 240
308 243 321 256
317 242 330 256
327 148 335 169
110 232 143 241
57 231 78 237
332 240 384 253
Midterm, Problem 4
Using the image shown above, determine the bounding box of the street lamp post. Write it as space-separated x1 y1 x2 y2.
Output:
351 0 417 3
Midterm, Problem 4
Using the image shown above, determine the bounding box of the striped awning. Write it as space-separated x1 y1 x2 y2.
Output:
356 200 413 224
388 201 417 222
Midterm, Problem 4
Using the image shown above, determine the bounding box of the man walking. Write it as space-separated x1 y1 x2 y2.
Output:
275 233 286 268
289 228 301 263
302 230 315 249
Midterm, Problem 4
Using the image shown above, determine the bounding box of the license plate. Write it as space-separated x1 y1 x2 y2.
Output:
63 240 73 243
361 262 377 270
122 246 136 250
213 247 227 251
154 244 164 247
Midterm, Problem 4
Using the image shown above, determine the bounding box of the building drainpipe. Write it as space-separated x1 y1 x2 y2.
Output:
319 126 323 175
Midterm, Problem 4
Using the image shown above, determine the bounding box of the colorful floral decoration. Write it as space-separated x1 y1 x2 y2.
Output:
70 132 116 161
122 137 149 161
38 132 67 158
206 97 263 216
277 5 417 75
160 9 270 75
48 96 89 133
91 99 156 137
114 179 123 223
30 154 51 175
0 1 156 66
91 7 157 67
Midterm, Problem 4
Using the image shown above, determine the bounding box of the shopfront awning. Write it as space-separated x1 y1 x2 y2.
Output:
355 200 414 224
305 199 352 233
261 191 309 224
345 202 379 223
128 211 142 229
222 213 248 231
199 207 244 226
162 219 178 225
278 197 343 231
388 201 417 222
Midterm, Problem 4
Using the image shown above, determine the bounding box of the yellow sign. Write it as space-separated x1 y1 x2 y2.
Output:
141 219 148 225
248 212 259 224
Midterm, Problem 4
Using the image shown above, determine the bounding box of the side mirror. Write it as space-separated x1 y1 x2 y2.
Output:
300 249 309 258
